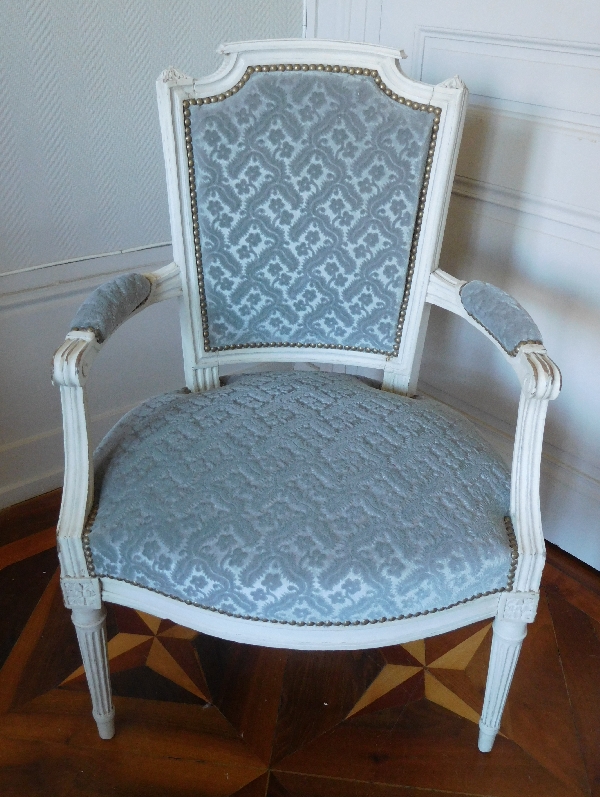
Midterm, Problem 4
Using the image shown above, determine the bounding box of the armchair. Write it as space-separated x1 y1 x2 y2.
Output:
53 39 560 754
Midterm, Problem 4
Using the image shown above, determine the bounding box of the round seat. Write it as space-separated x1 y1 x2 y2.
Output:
85 371 516 626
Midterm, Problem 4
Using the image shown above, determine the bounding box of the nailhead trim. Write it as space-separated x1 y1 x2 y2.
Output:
83 509 518 627
183 65 441 357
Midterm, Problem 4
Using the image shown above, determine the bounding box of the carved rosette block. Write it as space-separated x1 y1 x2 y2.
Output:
498 591 539 623
160 65 191 84
478 618 528 752
61 576 102 609
437 74 467 90
71 606 115 739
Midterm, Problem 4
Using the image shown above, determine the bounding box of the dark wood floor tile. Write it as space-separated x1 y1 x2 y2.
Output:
17 688 230 736
271 649 384 765
158 617 178 634
276 699 579 797
546 588 600 797
232 772 270 796
10 578 80 709
107 638 154 675
158 635 212 700
546 542 600 601
348 670 424 719
270 770 483 797
427 669 483 717
0 489 61 546
0 548 58 669
491 592 589 796
590 616 600 644
0 693 265 772
0 526 56 571
463 621 492 694
195 635 287 766
543 564 600 625
378 644 423 666
110 604 158 635
109 666 206 704
425 619 491 666
0 734 264 797
0 569 60 713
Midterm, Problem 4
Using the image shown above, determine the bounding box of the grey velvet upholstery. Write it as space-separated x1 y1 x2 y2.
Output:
71 273 152 343
460 280 542 356
86 371 515 625
190 70 435 353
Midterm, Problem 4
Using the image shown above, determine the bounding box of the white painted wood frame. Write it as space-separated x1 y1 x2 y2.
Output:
53 39 560 752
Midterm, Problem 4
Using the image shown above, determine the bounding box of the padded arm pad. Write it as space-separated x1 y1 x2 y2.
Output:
70 273 152 344
460 280 542 356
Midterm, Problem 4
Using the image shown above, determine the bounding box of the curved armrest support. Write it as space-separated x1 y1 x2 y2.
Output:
53 262 182 577
426 268 561 593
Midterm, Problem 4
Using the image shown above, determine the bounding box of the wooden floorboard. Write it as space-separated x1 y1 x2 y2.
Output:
0 490 61 547
1 491 599 796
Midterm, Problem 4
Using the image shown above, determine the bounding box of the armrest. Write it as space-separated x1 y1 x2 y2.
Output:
53 261 182 388
460 280 543 357
426 269 560 398
70 272 152 344
53 261 182 577
426 268 561 594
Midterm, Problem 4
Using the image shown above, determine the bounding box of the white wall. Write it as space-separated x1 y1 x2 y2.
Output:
3 0 599 572
0 0 303 508
308 0 600 568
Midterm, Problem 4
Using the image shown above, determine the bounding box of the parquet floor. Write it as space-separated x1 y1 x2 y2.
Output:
1 491 600 796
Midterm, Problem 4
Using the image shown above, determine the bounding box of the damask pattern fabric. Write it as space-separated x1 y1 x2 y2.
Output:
190 72 434 352
87 372 514 624
460 280 542 356
70 273 152 344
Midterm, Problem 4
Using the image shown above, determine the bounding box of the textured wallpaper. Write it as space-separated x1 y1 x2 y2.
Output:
0 0 302 272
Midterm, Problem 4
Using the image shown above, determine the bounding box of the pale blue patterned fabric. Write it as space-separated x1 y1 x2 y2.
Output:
190 72 434 352
461 280 542 356
71 273 151 344
86 372 514 624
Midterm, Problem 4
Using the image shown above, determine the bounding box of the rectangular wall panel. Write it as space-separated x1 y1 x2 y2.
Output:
307 0 600 569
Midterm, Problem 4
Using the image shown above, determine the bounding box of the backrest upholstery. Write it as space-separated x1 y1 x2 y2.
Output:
158 41 467 393
190 68 435 356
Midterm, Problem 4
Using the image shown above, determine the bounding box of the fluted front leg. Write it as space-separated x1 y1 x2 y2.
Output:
478 618 527 752
71 606 115 739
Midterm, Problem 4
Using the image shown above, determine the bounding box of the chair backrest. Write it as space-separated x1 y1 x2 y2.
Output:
157 40 467 393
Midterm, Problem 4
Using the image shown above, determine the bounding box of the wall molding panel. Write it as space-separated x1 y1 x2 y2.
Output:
305 0 383 44
415 27 600 76
0 244 173 313
310 1 600 569
0 0 303 510
452 176 600 236
0 401 140 509
0 243 182 511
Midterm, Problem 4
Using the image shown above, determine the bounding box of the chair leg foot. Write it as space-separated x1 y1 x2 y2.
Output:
478 722 497 752
94 707 116 739
478 617 527 752
71 605 115 740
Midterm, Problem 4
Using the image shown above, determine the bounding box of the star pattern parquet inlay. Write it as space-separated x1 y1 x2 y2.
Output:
1 490 599 797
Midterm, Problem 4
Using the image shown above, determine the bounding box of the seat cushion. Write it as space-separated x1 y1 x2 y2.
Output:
86 371 516 625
